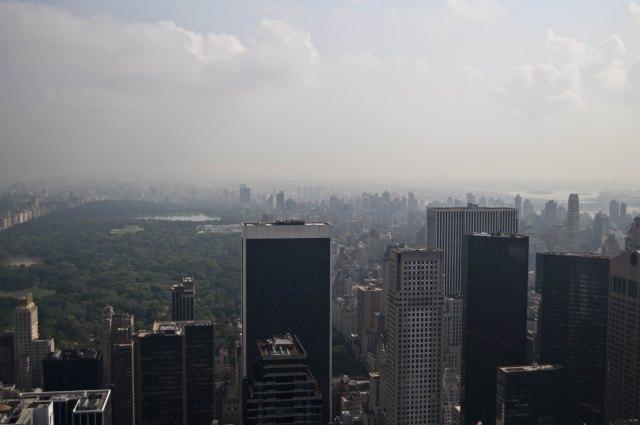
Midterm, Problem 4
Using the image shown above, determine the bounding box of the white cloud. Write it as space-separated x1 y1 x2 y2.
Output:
630 1 640 24
445 0 503 21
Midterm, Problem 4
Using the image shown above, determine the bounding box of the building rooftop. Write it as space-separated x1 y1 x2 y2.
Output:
242 221 329 227
427 206 517 211
257 334 306 359
146 320 212 336
539 251 609 259
48 347 98 361
19 389 111 413
499 364 561 373
470 232 528 239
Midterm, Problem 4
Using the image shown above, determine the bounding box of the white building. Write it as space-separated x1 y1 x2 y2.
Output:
384 247 444 425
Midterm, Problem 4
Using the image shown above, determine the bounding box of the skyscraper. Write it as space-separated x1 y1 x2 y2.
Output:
242 221 331 422
134 321 215 425
626 216 640 251
356 283 382 359
461 234 529 425
565 193 580 252
496 364 562 425
426 206 519 296
544 200 558 231
605 250 640 423
384 247 444 425
0 331 15 385
239 184 251 204
111 328 134 425
171 277 196 321
514 194 522 218
101 305 134 386
13 293 54 390
43 348 102 391
610 200 620 223
243 334 323 424
536 252 610 425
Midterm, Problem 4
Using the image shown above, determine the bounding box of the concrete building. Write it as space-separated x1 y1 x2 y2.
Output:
605 250 640 423
384 247 444 425
565 193 580 252
13 293 54 390
626 217 640 251
356 283 382 360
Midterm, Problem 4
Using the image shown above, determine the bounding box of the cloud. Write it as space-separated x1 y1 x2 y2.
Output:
630 1 640 24
445 0 503 21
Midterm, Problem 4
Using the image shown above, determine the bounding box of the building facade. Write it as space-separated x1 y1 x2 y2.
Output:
242 221 331 423
536 252 610 425
605 250 640 423
384 247 444 425
171 277 196 321
43 348 102 391
461 234 529 425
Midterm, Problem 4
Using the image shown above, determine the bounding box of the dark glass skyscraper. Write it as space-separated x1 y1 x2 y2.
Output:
496 364 562 425
536 252 610 425
243 333 323 424
171 277 195 321
43 347 102 391
134 321 214 425
461 234 529 425
605 250 640 423
242 221 331 422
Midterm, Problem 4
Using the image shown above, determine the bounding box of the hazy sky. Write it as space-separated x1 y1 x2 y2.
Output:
1 0 639 185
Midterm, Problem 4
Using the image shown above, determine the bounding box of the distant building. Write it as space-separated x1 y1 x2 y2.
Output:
536 252 609 425
565 193 580 252
496 364 562 425
544 200 558 231
134 321 215 425
605 250 640 423
43 347 102 391
356 283 382 359
13 293 54 390
461 234 529 425
239 184 251 204
171 277 196 321
610 200 620 223
626 217 640 251
243 334 323 424
603 234 622 257
514 194 522 218
384 247 444 425
242 221 331 422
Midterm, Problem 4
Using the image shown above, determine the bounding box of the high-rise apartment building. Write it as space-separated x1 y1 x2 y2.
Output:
111 328 134 425
135 321 215 425
384 247 444 425
536 252 610 425
356 283 382 359
13 293 54 390
171 277 196 321
101 305 134 385
495 364 562 425
514 194 523 218
43 348 102 391
610 200 620 223
243 334 323 424
605 250 640 423
242 221 331 422
461 234 529 425
544 200 558 231
626 217 640 251
565 193 580 252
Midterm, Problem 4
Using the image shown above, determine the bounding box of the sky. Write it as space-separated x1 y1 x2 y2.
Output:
1 0 639 186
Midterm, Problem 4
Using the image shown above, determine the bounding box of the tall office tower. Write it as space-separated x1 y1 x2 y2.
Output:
0 331 15 384
593 212 609 245
101 306 134 386
356 283 382 358
111 328 134 425
514 194 522 218
426 206 518 296
544 200 557 230
610 200 621 223
13 293 54 390
461 234 529 425
43 348 102 390
495 364 562 425
243 334 323 424
384 247 444 425
536 252 610 425
275 190 285 212
242 221 331 422
171 277 196 321
239 184 251 204
565 193 580 252
135 321 215 425
605 250 640 423
626 217 640 251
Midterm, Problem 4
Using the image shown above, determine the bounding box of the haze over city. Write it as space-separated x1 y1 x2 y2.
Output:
1 0 640 185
